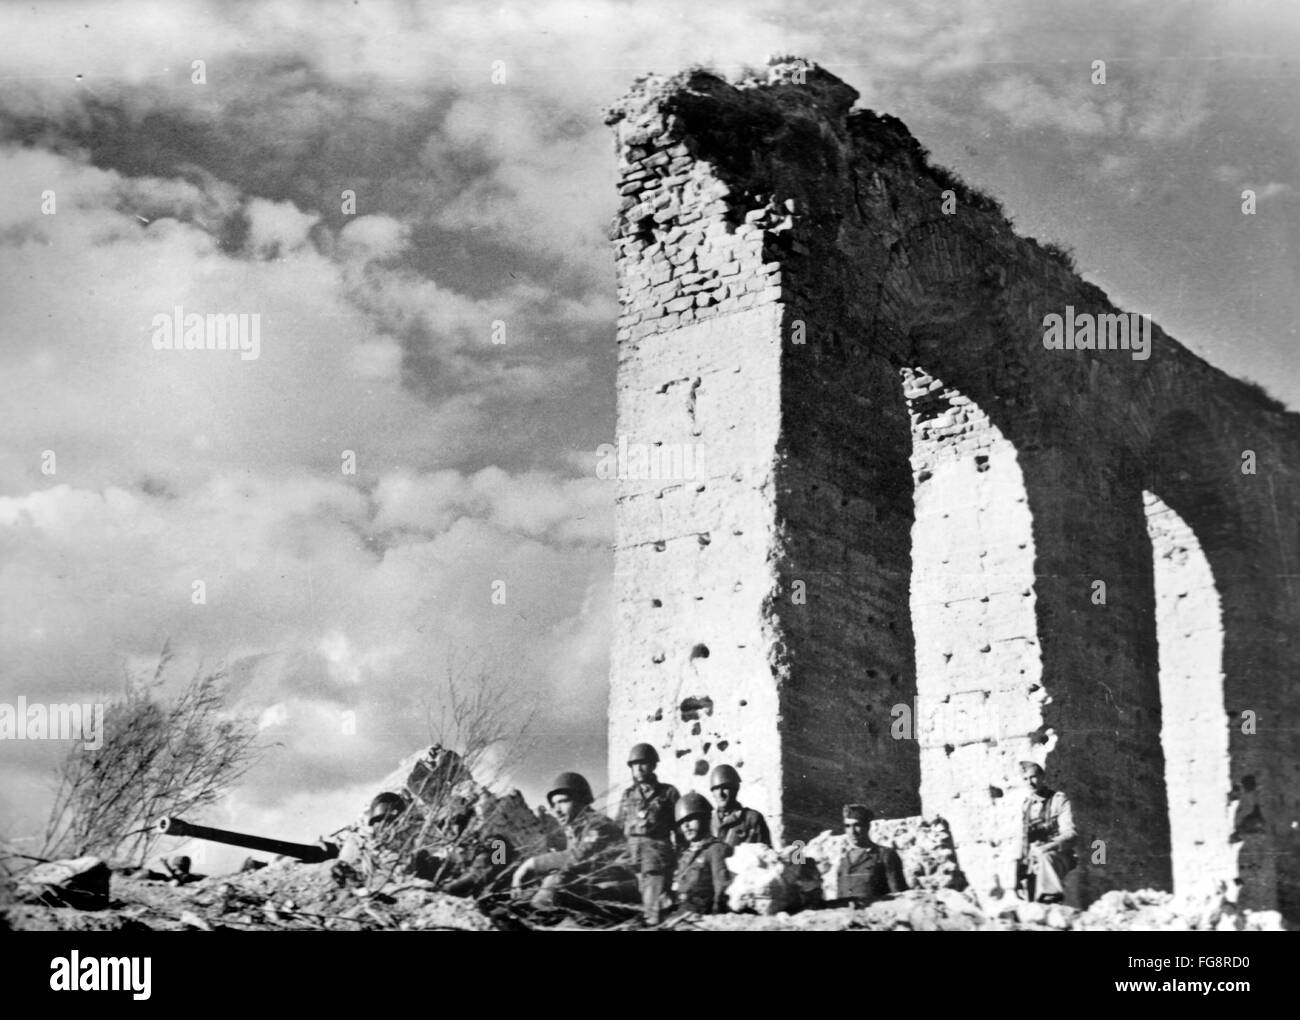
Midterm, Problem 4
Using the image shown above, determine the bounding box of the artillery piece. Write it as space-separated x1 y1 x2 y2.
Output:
155 816 339 864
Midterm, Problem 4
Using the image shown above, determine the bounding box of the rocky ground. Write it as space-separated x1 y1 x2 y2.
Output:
2 859 1286 932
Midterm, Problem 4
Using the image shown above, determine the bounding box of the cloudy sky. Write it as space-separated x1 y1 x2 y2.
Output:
1 0 1297 865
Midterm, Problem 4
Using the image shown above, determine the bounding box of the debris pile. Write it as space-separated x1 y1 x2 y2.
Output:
372 745 555 858
723 843 813 915
14 856 111 910
691 886 1288 932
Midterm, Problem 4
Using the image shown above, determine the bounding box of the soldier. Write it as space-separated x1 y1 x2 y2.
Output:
368 792 408 830
617 742 680 924
334 791 413 883
832 804 907 906
511 772 635 911
670 792 731 915
163 855 204 884
1017 761 1076 903
439 831 516 897
708 764 771 848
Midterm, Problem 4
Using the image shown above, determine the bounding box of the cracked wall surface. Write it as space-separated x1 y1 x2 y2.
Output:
605 60 1300 913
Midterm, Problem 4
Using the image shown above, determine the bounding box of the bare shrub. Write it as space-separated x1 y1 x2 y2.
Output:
361 659 543 891
40 644 260 865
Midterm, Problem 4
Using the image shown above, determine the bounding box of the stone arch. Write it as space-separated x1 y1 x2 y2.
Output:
1141 408 1266 904
1143 489 1235 898
904 365 1045 899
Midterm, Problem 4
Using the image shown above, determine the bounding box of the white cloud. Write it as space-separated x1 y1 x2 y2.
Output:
245 197 320 256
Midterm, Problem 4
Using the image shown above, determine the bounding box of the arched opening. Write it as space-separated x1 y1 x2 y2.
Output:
904 367 1045 898
1143 489 1235 898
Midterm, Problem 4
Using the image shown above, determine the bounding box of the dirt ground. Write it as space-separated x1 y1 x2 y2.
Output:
2 860 1286 932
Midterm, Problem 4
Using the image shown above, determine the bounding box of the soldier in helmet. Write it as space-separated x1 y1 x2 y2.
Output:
708 764 771 848
334 790 415 883
616 742 680 925
511 771 635 911
670 792 731 915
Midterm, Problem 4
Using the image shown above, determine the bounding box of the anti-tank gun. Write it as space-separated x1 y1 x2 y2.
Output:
154 816 339 864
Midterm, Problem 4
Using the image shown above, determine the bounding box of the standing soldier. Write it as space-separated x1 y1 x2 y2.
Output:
511 772 635 911
1017 761 1076 903
617 742 680 924
671 792 731 915
832 804 907 906
708 764 771 848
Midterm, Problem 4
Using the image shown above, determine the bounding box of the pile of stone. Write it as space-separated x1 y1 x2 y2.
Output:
1069 889 1284 932
372 744 556 859
13 856 111 910
723 843 820 915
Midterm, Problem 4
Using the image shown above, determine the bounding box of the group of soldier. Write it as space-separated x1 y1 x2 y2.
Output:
345 745 1077 923
509 744 777 922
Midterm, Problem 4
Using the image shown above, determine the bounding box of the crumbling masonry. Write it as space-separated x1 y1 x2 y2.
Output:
604 61 1299 915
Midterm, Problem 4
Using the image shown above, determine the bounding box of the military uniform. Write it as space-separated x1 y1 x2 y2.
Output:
529 807 636 909
713 805 771 848
672 836 731 914
1021 788 1076 901
618 779 680 923
439 832 516 897
835 841 907 904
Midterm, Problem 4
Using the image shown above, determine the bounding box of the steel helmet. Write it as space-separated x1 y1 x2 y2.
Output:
674 792 712 824
708 764 741 790
626 742 659 766
547 772 594 806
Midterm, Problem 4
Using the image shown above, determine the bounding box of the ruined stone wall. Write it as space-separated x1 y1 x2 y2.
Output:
606 86 788 821
606 61 1300 914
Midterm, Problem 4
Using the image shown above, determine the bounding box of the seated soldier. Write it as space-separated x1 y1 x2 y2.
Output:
510 772 636 911
670 792 730 916
832 804 907 906
439 831 516 897
1017 761 1076 904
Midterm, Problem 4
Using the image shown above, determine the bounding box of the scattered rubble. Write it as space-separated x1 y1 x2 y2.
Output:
2 747 1287 932
14 856 111 910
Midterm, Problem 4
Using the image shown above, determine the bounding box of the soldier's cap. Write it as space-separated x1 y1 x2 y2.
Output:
1019 761 1045 777
842 804 873 823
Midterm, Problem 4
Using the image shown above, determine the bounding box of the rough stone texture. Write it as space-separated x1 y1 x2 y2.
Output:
606 59 1300 916
373 743 555 858
722 842 809 915
686 886 1285 932
15 856 111 910
3 859 496 931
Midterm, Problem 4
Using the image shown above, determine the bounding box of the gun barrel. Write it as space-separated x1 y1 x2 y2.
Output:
155 817 336 863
